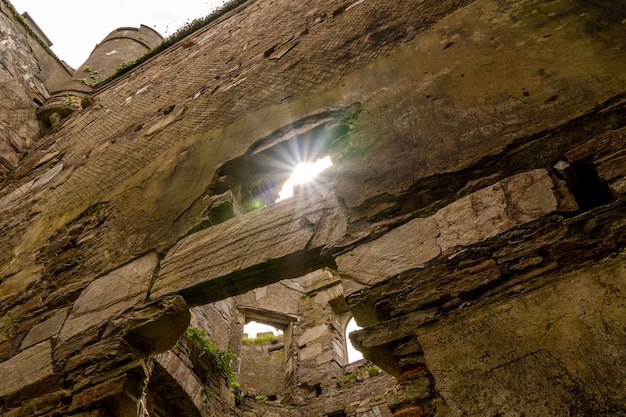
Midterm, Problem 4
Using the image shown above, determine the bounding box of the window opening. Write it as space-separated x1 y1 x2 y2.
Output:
345 317 363 363
243 320 283 340
212 110 354 213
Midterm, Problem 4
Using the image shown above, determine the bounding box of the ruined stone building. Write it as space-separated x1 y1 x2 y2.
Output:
1 0 625 415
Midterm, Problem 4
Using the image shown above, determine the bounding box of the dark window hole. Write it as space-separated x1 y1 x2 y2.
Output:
565 159 613 211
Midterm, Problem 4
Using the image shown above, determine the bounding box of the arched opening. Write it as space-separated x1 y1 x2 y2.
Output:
345 317 363 363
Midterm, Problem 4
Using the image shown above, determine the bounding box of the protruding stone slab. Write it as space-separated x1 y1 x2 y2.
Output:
151 191 347 306
58 253 158 343
336 217 441 290
434 169 557 252
338 170 559 297
0 341 53 398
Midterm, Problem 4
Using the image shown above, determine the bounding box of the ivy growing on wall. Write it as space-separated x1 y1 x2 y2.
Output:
1 0 58 57
185 325 236 380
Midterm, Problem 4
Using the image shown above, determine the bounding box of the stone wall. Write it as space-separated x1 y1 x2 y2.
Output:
239 334 287 399
0 2 49 175
0 0 625 415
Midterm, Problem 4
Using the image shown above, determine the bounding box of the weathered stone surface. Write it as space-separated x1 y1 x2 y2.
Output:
385 378 431 410
17 389 71 417
0 266 42 304
0 409 19 417
151 191 347 305
0 341 53 398
58 253 157 343
0 9 47 151
418 254 626 416
336 217 440 289
299 342 323 362
0 141 19 169
298 325 328 348
339 170 558 298
20 308 68 350
69 373 141 413
380 259 502 320
435 170 557 253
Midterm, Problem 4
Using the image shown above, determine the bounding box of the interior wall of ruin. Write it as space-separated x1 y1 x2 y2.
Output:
0 0 625 416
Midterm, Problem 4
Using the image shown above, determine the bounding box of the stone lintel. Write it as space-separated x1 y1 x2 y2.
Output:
151 191 347 306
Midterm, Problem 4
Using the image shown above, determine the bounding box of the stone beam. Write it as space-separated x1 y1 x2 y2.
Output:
150 189 347 306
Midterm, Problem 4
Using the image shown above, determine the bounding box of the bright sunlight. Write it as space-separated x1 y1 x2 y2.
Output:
276 155 333 201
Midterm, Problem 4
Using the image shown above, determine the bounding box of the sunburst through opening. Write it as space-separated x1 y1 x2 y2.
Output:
276 155 333 201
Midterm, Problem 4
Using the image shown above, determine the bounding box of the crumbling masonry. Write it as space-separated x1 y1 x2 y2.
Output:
1 0 626 416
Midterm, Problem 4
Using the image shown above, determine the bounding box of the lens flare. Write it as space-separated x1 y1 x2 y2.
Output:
277 155 333 201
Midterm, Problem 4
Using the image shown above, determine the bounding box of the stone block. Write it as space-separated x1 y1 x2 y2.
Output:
69 375 127 412
107 295 190 356
501 169 558 224
434 181 513 252
300 342 324 362
0 141 19 169
436 169 556 253
336 217 441 292
20 308 68 350
298 325 328 348
385 377 431 409
340 170 558 298
0 341 53 398
18 390 71 417
58 253 157 343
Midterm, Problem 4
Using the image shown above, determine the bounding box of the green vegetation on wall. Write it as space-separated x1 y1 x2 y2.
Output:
99 0 249 86
1 0 58 58
185 325 236 380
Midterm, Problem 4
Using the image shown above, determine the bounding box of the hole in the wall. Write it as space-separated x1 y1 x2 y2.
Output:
208 200 235 224
212 109 356 214
560 159 613 211
238 314 291 401
345 317 364 363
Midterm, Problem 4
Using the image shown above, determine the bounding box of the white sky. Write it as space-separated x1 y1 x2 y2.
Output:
245 319 364 362
9 0 226 68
